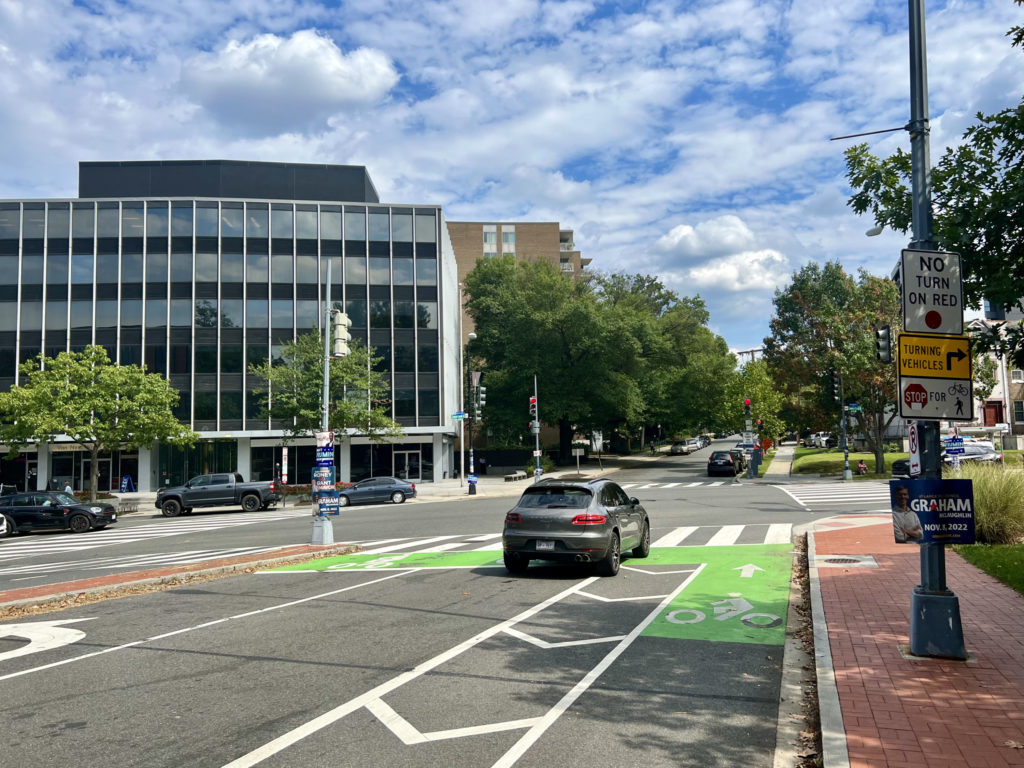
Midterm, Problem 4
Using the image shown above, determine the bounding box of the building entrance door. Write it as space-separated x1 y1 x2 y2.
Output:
83 458 112 492
394 451 421 482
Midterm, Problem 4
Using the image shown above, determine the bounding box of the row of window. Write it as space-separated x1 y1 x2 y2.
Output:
0 202 439 243
1 253 439 286
1 298 439 332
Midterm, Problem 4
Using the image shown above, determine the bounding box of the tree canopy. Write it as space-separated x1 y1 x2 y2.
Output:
464 257 738 460
844 13 1024 365
0 346 197 499
248 330 403 442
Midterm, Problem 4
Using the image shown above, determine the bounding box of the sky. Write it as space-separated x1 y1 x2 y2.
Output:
0 0 1020 355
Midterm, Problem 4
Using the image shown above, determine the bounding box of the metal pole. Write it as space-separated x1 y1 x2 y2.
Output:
467 366 476 495
457 284 464 488
906 0 964 659
841 375 852 480
312 260 334 545
533 374 541 482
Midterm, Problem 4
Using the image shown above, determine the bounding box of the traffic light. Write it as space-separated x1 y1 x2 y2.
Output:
756 418 762 428
744 398 751 417
875 325 892 363
529 396 538 418
475 386 486 422
830 370 841 402
332 311 351 357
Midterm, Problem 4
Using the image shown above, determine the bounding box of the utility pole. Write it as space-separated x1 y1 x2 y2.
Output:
312 260 336 546
533 375 541 481
905 0 965 659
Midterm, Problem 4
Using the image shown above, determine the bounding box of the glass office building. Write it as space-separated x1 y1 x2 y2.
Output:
0 161 461 492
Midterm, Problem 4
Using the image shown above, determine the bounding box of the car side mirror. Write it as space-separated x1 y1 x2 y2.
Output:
630 497 640 506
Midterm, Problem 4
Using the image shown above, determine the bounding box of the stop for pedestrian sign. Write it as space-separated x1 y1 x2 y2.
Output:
899 376 973 421
904 383 928 411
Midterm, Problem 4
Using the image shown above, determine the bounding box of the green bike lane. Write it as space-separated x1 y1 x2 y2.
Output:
251 542 794 767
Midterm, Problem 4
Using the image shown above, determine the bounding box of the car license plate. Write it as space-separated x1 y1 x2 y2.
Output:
111 514 117 521
536 541 555 551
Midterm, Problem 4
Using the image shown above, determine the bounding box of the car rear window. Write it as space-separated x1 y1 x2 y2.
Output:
711 452 732 459
518 487 593 509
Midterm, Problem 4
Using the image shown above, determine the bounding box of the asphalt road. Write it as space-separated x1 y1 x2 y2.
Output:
0 443 896 767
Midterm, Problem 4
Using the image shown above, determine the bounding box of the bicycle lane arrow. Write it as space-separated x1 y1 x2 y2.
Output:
640 544 792 646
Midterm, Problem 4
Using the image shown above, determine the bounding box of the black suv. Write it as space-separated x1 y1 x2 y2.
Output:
0 491 118 535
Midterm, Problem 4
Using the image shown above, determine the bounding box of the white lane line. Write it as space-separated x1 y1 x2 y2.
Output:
221 576 602 768
764 524 793 545
661 483 681 488
464 533 502 542
618 484 639 489
489 564 707 768
473 543 503 551
651 526 698 547
778 486 809 508
367 697 542 744
0 570 415 684
501 626 626 648
358 536 462 555
429 543 470 552
705 525 744 546
685 482 702 487
708 481 724 487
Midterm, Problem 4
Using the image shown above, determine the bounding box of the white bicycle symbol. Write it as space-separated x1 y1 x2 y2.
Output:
666 593 782 629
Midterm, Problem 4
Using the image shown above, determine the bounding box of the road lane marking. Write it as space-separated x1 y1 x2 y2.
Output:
366 697 542 744
357 535 462 555
764 524 792 544
221 576 604 768
0 570 415 683
705 525 744 546
652 526 698 547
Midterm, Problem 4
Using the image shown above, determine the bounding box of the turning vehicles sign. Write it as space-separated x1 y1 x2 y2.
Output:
897 332 974 421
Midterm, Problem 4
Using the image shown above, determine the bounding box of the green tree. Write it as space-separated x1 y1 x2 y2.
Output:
727 360 786 444
844 11 1023 365
466 258 645 461
972 353 999 404
0 346 197 501
248 330 402 444
765 263 900 472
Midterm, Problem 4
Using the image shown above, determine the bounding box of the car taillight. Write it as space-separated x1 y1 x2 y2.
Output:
269 481 275 491
505 512 522 523
410 483 415 490
572 514 607 525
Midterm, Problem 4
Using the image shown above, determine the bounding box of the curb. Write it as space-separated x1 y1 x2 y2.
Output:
772 538 813 768
807 531 850 768
0 543 358 613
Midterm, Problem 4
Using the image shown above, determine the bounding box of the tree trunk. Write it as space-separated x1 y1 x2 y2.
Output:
89 444 100 502
558 416 573 465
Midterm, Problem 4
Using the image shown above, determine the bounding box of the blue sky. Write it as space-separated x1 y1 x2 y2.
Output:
1 0 1021 354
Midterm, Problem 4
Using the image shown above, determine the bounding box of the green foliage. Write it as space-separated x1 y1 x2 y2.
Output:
845 95 1024 366
0 346 197 500
972 353 998 403
764 261 900 472
464 260 737 461
948 462 1023 545
248 330 402 441
952 544 1024 595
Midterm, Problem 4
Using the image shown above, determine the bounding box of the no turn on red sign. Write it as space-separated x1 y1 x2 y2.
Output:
901 249 963 335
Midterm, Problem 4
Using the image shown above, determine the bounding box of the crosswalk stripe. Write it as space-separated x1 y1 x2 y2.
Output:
685 482 702 487
661 483 681 488
359 535 462 555
651 526 698 547
705 525 744 546
764 524 792 544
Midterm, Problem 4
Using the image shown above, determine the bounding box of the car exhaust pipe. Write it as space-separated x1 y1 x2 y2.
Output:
574 554 591 562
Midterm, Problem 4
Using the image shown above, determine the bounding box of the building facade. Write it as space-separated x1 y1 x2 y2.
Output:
445 221 590 342
0 160 461 493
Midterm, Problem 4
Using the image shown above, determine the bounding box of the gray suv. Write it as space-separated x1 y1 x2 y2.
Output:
502 478 651 577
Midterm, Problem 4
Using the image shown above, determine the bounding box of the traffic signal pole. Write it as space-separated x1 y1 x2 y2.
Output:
905 0 965 659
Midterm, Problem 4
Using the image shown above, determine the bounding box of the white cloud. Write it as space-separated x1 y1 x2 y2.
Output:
180 30 399 136
656 216 757 260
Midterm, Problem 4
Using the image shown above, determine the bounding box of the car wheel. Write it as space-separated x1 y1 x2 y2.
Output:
161 499 182 518
596 532 620 577
390 491 406 504
68 514 91 533
241 494 261 512
1 514 14 537
338 495 350 507
632 521 651 559
503 552 530 574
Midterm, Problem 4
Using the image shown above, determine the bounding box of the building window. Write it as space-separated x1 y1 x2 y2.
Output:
1014 401 1023 423
1011 369 1023 383
483 224 497 255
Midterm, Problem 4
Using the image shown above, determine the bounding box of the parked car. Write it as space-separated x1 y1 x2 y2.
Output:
708 451 740 477
685 438 702 453
0 491 117 535
891 458 911 478
728 448 748 473
339 476 416 506
155 472 278 517
501 478 650 577
669 442 688 455
944 444 1003 465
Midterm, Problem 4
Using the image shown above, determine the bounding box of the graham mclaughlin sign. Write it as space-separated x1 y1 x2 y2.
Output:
889 479 975 545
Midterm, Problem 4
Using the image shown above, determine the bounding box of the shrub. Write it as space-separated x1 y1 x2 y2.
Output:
950 462 1024 545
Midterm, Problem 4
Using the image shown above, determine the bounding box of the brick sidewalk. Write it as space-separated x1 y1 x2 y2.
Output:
812 520 1024 768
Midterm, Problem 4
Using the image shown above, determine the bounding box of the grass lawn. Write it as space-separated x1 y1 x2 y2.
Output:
757 451 774 477
952 544 1024 595
791 447 908 478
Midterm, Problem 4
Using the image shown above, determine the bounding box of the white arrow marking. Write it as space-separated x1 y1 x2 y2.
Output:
0 618 94 662
734 563 765 578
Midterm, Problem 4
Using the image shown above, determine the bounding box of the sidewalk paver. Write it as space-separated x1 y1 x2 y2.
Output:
810 519 1024 768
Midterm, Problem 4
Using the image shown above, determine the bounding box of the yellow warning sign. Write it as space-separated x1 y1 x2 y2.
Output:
897 333 972 380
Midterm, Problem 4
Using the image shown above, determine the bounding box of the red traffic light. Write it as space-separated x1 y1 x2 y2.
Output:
529 397 537 404
744 399 751 406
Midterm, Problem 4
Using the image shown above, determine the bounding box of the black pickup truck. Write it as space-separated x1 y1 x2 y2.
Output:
155 472 279 517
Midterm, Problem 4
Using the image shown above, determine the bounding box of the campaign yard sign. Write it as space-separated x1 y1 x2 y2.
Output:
889 479 975 545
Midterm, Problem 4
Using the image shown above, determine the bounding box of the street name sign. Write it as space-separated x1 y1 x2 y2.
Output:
900 249 963 335
897 333 971 379
451 412 466 421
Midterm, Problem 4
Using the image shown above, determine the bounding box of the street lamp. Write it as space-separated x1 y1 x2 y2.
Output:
466 332 477 495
